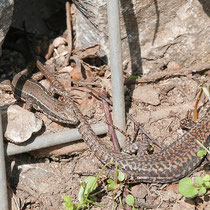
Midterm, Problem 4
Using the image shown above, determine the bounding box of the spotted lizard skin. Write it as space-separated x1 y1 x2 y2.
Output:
76 107 209 183
35 60 210 183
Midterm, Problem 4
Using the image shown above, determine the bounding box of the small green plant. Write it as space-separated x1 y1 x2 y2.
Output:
196 140 210 155
106 173 137 209
197 149 207 157
63 162 137 209
128 75 140 80
63 176 103 210
178 175 210 198
178 143 210 198
126 194 137 210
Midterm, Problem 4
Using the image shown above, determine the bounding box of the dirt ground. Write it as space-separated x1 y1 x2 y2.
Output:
0 5 210 210
0 47 209 209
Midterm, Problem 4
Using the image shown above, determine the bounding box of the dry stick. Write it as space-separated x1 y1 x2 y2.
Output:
125 63 210 85
100 89 121 152
194 86 203 121
45 43 54 60
65 1 73 66
74 84 162 149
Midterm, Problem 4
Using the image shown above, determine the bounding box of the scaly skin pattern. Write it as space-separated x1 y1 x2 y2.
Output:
35 60 210 183
12 69 78 125
77 107 209 183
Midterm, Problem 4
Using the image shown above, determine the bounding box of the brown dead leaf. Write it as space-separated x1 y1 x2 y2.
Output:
69 66 82 81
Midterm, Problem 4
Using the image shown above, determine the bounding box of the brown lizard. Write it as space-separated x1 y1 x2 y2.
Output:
11 61 79 125
36 60 210 183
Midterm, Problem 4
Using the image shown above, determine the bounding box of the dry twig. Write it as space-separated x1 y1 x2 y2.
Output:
101 89 121 152
125 63 210 85
65 1 73 66
194 85 204 121
45 43 54 60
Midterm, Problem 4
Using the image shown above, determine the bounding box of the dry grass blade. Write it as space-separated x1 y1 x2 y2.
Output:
194 87 203 121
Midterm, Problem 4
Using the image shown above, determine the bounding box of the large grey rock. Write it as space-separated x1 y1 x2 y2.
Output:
0 0 14 56
75 0 210 74
75 0 108 55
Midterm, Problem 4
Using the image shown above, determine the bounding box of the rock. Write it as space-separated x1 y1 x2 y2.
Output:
167 61 181 71
75 0 210 74
53 37 67 48
172 200 195 210
159 81 176 95
75 0 107 56
133 85 160 105
4 105 43 143
162 189 178 202
131 184 148 199
146 195 160 207
0 0 14 56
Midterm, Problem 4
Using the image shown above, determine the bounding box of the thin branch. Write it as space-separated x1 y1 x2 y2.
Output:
101 89 121 152
45 43 54 60
65 1 73 65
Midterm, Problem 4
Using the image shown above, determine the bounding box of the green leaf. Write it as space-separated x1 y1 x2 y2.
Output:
199 186 207 195
63 195 71 203
63 195 74 210
196 177 204 186
126 194 135 206
118 170 125 182
128 75 140 80
203 174 210 182
84 176 98 194
197 150 207 157
107 179 115 190
178 177 198 198
78 183 86 203
78 176 98 203
204 181 210 188
107 179 113 184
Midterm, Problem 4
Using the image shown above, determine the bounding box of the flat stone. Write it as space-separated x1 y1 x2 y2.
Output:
131 184 148 199
133 85 160 105
162 189 178 202
4 105 43 143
